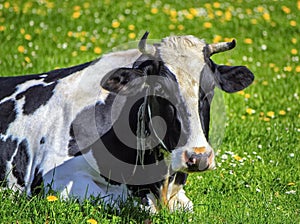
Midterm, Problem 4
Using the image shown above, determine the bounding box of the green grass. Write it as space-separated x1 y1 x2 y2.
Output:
0 0 299 223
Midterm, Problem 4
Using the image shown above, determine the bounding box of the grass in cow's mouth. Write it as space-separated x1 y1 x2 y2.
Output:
0 0 299 223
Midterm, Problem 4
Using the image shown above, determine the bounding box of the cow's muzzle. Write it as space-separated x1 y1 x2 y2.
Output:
184 147 215 172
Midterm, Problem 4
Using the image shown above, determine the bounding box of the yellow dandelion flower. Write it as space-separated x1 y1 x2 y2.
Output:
244 38 253 44
251 19 257 25
233 155 242 161
284 66 292 72
291 38 297 44
185 13 194 20
73 5 81 11
269 63 275 68
170 9 177 18
215 10 223 17
128 24 135 31
112 21 120 28
189 8 198 16
80 46 87 51
67 31 73 37
204 3 211 9
262 81 268 86
128 32 136 39
266 111 275 118
259 112 264 117
273 67 279 72
263 13 270 21
279 110 286 115
94 47 102 54
298 0 300 10
241 115 246 120
177 24 184 30
291 49 298 55
213 2 221 8
287 182 295 186
246 108 255 115
0 26 6 31
237 90 245 95
296 66 300 73
46 2 54 9
18 45 25 53
83 2 90 9
24 56 31 63
90 36 96 43
257 6 265 13
282 6 291 14
263 117 270 122
4 2 10 9
87 218 98 224
80 31 87 37
24 34 32 41
224 10 232 21
244 93 251 99
151 8 158 14
169 24 175 30
208 12 215 19
47 195 58 202
20 28 25 34
223 37 233 42
246 9 252 15
203 22 212 28
72 11 81 19
72 51 78 57
290 20 297 26
213 35 222 43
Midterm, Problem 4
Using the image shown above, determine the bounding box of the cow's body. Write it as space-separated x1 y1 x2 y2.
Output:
0 33 254 212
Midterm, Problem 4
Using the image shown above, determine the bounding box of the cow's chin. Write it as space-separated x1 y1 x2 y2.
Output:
171 148 216 173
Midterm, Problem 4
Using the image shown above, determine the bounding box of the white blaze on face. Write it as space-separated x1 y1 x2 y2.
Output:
158 36 215 172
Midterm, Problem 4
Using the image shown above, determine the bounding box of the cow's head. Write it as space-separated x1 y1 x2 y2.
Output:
100 32 254 173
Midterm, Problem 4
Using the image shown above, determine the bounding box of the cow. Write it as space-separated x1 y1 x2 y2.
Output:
0 32 254 212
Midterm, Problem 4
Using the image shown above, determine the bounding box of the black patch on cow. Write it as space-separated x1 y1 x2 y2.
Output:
174 172 188 185
0 59 96 100
0 100 16 135
68 126 80 157
0 75 41 100
0 136 18 185
40 137 46 145
12 139 30 187
68 94 116 157
43 60 96 83
16 83 56 115
31 166 43 195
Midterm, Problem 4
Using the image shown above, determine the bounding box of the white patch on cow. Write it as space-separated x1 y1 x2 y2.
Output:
158 36 212 171
43 150 128 206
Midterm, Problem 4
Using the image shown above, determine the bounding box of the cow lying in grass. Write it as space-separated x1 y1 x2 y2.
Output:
0 32 254 212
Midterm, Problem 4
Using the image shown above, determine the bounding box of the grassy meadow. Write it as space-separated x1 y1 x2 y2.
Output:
0 0 299 223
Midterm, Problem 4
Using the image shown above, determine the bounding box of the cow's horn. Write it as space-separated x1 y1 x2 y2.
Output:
208 39 236 56
138 31 156 55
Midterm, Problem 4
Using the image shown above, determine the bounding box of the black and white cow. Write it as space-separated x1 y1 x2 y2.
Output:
0 32 254 212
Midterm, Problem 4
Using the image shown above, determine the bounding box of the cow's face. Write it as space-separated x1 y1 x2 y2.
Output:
101 33 254 173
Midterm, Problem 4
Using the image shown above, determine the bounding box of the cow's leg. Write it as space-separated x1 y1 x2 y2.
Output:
168 186 193 212
167 173 193 212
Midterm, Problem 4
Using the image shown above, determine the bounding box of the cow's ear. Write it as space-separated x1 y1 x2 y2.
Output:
101 68 145 95
215 65 254 93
